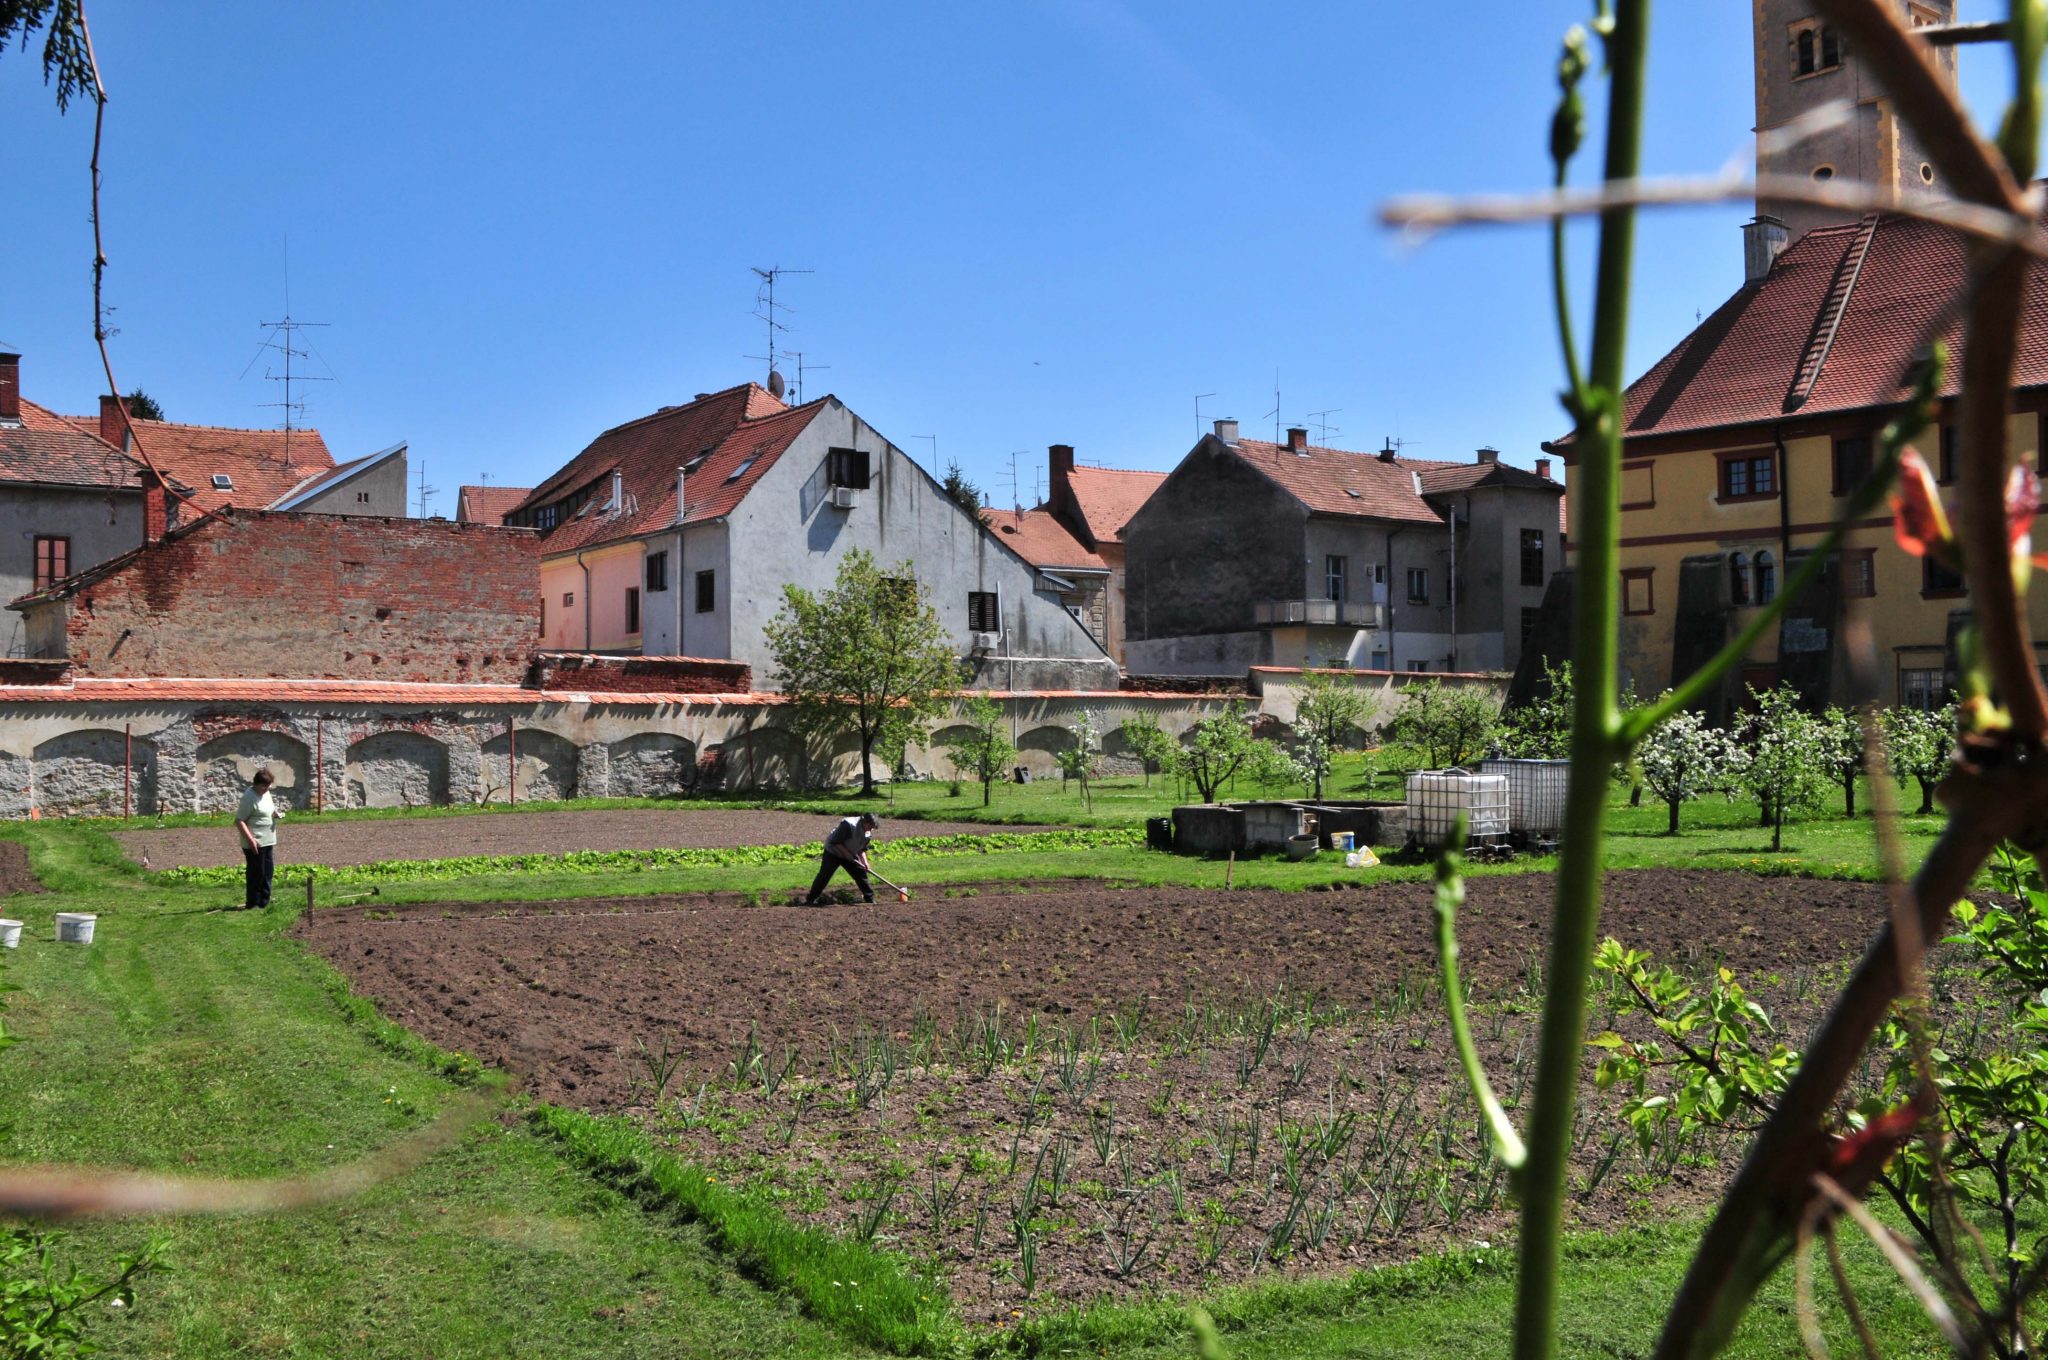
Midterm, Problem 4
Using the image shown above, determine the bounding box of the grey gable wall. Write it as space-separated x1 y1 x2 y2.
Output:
646 400 1116 690
1122 436 1310 673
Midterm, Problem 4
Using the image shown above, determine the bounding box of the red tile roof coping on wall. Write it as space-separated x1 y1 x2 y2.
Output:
527 652 754 693
1249 664 1509 680
0 677 1231 705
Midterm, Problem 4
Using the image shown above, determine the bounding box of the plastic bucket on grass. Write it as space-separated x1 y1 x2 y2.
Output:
1332 831 1356 853
54 912 95 945
0 919 19 948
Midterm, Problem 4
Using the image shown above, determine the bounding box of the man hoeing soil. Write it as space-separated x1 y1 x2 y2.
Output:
806 812 879 905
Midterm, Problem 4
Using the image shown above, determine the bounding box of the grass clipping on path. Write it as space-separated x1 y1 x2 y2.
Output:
531 1105 955 1357
154 827 1142 889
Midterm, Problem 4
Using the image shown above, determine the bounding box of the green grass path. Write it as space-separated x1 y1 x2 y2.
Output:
0 786 1960 1357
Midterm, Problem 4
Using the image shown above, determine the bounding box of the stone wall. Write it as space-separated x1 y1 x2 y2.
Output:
0 688 1245 817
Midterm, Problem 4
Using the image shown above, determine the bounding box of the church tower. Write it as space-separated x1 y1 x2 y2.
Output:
1746 1 1958 277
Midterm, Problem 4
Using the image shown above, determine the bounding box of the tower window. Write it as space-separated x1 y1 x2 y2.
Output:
1797 29 1816 75
1812 165 1835 182
1729 551 1752 607
1820 26 1841 69
1920 162 1936 184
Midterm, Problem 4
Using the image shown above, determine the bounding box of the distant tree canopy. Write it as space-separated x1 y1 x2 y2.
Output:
124 388 163 422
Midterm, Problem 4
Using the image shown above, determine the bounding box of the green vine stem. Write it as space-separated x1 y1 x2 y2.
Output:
1432 829 1527 1172
1511 4 1648 1357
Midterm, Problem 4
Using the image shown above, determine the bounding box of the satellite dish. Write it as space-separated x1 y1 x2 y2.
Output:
767 370 787 399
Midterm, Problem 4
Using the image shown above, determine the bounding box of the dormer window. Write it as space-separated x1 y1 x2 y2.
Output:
683 450 711 475
725 457 756 484
211 473 234 490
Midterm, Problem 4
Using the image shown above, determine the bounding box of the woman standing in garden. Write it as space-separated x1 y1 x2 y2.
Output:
233 768 283 910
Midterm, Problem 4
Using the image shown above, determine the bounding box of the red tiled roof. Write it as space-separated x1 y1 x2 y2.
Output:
979 508 1107 572
1064 465 1166 546
514 383 826 556
1414 461 1564 496
1225 438 1448 525
0 400 133 489
457 484 532 524
1594 213 2048 444
111 418 336 512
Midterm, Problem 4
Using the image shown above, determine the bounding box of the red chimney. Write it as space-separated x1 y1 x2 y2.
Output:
99 394 132 448
1535 456 1552 480
0 353 18 422
141 467 169 545
1286 426 1309 453
1476 446 1499 464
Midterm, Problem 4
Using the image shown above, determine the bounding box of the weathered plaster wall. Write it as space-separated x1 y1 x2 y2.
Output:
1 485 144 658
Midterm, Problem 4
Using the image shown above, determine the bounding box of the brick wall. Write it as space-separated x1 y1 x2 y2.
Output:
30 511 540 683
528 652 752 693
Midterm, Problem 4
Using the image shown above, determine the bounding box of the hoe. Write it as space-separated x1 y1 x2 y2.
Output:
866 866 913 903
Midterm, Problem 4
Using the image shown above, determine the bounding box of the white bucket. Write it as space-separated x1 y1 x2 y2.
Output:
54 912 96 945
0 919 19 948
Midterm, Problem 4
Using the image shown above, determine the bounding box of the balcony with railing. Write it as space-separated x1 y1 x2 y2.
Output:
1252 599 1386 629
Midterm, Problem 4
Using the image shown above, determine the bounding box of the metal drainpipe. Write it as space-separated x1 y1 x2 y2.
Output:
1385 526 1406 669
1774 426 1792 564
1448 501 1462 672
576 548 592 652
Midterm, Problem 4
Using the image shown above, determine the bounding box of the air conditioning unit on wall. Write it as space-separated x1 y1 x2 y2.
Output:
970 631 1000 652
828 486 860 509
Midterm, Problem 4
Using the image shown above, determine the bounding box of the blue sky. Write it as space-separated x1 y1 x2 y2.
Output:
0 3 2015 513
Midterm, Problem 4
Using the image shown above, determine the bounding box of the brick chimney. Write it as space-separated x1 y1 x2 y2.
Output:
1213 418 1239 443
1476 446 1499 464
99 394 132 448
1048 443 1075 519
1286 426 1309 453
1377 440 1398 463
0 353 18 422
141 467 169 545
1535 456 1552 480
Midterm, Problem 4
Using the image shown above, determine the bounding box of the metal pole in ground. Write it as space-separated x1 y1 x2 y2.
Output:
123 723 131 819
305 872 315 914
508 717 517 807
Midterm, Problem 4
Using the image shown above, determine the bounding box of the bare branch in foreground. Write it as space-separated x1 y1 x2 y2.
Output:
0 1094 492 1222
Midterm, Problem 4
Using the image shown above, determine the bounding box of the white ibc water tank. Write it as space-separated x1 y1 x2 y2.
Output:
1405 771 1510 848
1478 758 1572 838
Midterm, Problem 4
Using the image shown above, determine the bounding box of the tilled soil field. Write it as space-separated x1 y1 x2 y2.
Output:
120 808 1058 870
301 868 1907 1316
299 868 1885 1107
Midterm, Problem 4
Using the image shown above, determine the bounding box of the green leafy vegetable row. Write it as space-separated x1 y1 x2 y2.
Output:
153 827 1142 889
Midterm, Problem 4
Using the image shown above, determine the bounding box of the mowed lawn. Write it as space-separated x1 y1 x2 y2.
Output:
0 778 1962 1358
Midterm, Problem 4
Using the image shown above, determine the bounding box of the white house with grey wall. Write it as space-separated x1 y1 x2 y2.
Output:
508 382 1118 691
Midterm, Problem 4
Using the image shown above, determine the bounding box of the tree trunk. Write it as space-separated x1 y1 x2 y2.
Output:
1772 798 1784 852
1668 797 1680 835
982 776 992 807
1918 777 1936 815
1630 781 1643 808
860 739 876 797
1843 776 1856 819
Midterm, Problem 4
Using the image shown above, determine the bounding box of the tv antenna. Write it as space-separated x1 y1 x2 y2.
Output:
243 235 332 470
911 434 937 479
1307 408 1342 445
1007 450 1028 513
748 265 813 392
414 459 439 519
788 350 829 404
1264 369 1282 444
1193 391 1216 440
